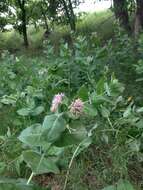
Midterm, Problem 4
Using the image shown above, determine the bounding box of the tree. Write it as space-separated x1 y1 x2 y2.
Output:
0 0 81 47
134 0 143 35
48 0 82 32
61 0 76 31
136 0 143 28
0 0 9 31
113 0 131 32
40 0 50 34
17 0 29 47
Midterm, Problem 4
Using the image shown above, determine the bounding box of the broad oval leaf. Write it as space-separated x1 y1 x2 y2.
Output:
22 150 59 175
30 106 44 116
17 108 31 116
18 124 42 147
42 114 66 143
17 106 44 116
54 124 88 147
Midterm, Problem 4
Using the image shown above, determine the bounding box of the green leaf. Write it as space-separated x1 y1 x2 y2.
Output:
0 95 17 105
42 114 66 143
22 150 59 175
0 162 6 174
47 146 64 156
18 124 43 146
75 137 92 157
101 133 109 144
102 185 116 190
117 180 135 190
54 132 81 147
30 106 44 116
123 104 132 118
14 156 23 176
76 85 88 101
102 180 135 190
55 130 86 147
0 178 46 190
96 77 105 95
17 106 44 116
84 103 97 117
109 78 125 96
135 119 143 129
17 108 32 116
91 93 113 106
100 106 110 118
128 140 140 152
136 107 143 113
105 82 111 96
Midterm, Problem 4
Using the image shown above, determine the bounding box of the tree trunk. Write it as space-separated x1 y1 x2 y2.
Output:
68 0 76 31
22 7 29 47
137 0 143 27
134 0 143 36
62 0 76 31
40 5 49 32
17 0 29 47
113 0 131 32
42 0 51 32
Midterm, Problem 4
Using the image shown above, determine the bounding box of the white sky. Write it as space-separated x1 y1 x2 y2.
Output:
76 0 113 13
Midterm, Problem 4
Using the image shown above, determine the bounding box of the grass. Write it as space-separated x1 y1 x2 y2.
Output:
0 28 45 52
76 10 114 39
0 31 23 51
0 10 114 52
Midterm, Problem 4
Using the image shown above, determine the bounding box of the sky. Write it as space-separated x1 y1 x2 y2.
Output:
76 0 113 13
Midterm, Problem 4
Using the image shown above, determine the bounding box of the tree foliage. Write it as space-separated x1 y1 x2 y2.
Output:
1 0 143 47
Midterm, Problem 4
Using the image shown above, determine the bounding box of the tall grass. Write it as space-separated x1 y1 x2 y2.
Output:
77 10 114 39
0 31 22 51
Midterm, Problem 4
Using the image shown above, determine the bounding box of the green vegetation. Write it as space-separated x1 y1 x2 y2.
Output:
76 11 114 38
0 0 143 190
0 11 114 52
0 33 143 190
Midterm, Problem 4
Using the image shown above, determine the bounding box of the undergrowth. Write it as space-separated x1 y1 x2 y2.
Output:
0 30 143 190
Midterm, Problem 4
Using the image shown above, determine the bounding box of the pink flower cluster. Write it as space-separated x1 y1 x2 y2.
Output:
50 93 64 112
70 98 84 115
50 93 84 115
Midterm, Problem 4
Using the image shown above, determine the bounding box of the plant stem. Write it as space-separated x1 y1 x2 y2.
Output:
107 117 114 130
27 172 34 185
63 143 81 190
